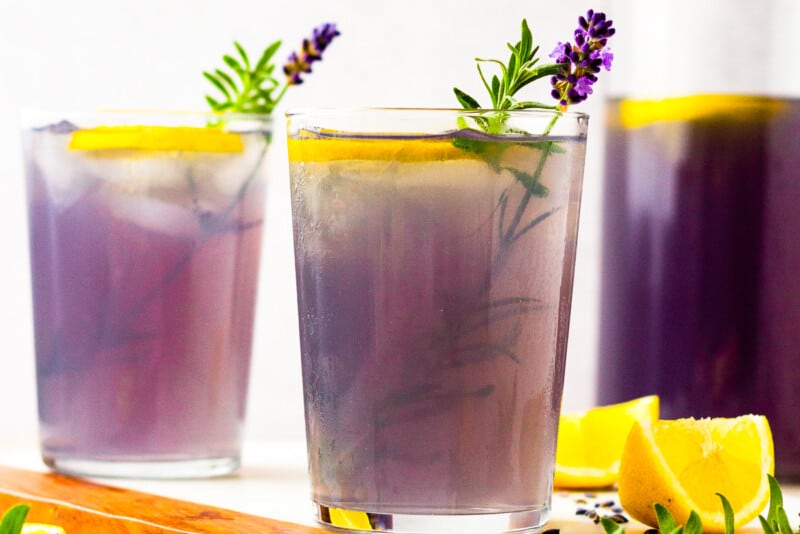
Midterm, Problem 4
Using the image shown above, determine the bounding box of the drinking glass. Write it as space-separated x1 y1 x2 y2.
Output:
21 111 270 478
287 108 589 532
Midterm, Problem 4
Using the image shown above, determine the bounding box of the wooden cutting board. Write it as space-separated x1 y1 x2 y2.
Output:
0 465 329 533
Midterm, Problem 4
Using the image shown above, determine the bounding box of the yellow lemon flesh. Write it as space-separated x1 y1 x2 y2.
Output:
287 136 487 164
618 415 773 532
22 524 66 534
69 126 244 153
328 508 372 530
619 94 786 129
554 395 659 489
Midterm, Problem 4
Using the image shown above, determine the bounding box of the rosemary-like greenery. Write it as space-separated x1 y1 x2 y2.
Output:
204 41 284 115
600 475 798 534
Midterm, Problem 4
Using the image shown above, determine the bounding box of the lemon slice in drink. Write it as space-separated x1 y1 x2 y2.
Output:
619 94 787 128
554 395 659 489
287 136 484 163
618 415 773 532
69 126 243 153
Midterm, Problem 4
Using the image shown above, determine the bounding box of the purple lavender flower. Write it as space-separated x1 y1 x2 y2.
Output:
283 23 341 86
550 10 615 109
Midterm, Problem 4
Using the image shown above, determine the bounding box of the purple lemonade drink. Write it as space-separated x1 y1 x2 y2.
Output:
287 109 588 532
22 113 270 478
598 96 800 479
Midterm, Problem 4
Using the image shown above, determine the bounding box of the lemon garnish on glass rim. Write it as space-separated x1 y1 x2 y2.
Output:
619 94 786 129
286 136 484 163
554 395 659 489
69 126 244 153
618 415 774 533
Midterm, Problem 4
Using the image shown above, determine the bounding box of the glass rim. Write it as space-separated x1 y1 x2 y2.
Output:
285 106 589 120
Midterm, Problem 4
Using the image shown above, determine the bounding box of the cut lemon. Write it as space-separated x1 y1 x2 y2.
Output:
22 524 66 534
618 415 774 532
69 126 243 153
554 395 659 489
287 136 483 163
619 95 786 129
328 508 372 530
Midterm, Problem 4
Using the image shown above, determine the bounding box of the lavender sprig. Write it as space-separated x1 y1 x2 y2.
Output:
283 23 340 86
453 10 614 133
204 23 340 115
549 9 615 108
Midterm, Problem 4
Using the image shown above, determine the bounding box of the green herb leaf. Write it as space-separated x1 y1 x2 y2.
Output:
655 503 682 534
600 516 627 534
0 504 30 534
203 71 231 100
453 87 481 110
254 41 281 72
760 515 777 534
684 510 703 534
453 17 558 127
233 41 251 70
767 474 784 528
205 41 286 116
716 493 736 534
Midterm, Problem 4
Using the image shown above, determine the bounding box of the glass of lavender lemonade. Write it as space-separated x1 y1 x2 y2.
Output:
22 111 270 478
287 108 588 533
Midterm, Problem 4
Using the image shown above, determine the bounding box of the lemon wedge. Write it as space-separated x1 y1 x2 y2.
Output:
69 126 243 153
328 508 372 530
22 524 66 534
619 95 786 128
554 395 659 489
618 415 774 532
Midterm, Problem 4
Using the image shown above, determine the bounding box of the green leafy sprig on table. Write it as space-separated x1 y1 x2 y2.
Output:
600 475 799 534
0 504 29 534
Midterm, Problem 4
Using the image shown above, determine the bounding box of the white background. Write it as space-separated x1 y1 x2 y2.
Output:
0 0 634 445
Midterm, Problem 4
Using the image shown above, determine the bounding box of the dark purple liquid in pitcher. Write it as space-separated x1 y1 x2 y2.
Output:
598 97 800 479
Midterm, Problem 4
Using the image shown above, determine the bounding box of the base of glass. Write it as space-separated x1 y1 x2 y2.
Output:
42 454 240 479
314 503 550 533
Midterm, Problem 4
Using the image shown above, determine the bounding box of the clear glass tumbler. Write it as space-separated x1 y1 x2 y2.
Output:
287 108 589 533
21 111 270 478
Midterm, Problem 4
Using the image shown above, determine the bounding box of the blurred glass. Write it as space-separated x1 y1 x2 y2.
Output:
22 111 270 478
598 0 800 479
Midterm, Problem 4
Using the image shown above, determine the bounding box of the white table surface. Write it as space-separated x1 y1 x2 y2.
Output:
1 437 798 533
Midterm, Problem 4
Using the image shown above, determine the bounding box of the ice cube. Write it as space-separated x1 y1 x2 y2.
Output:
106 193 199 238
30 130 100 210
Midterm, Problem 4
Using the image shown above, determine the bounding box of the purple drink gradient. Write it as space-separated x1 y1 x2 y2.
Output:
288 122 586 522
598 97 800 479
23 118 268 477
